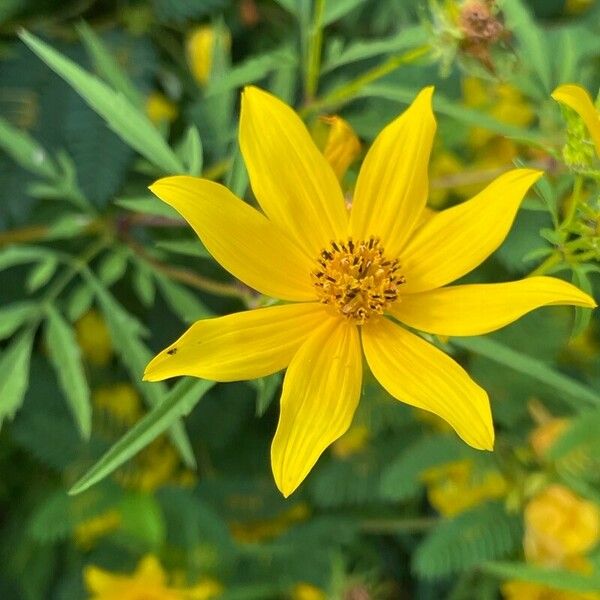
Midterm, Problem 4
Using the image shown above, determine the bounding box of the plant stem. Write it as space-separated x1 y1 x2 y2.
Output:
305 0 326 102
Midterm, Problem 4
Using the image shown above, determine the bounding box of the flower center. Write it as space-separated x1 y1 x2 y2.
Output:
312 237 405 325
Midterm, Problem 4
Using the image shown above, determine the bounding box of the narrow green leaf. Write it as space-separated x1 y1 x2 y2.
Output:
177 125 203 176
114 196 180 220
225 144 249 199
155 239 211 259
26 257 58 293
76 21 142 106
0 301 38 340
322 26 427 73
483 562 600 592
0 245 58 272
66 283 94 322
20 31 184 174
571 266 593 338
45 306 92 439
69 378 214 495
0 329 35 425
156 276 212 323
98 251 128 286
453 336 600 407
132 266 156 307
323 0 367 25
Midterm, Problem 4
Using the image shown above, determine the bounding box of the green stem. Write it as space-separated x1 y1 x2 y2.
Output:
527 251 562 277
305 0 326 102
303 44 430 115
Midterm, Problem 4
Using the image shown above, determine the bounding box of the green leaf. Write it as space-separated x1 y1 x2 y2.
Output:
76 21 142 106
98 250 128 286
0 301 38 340
45 305 92 439
253 372 282 417
114 195 180 220
69 378 214 495
177 125 203 176
156 276 212 323
482 562 600 592
225 143 249 199
322 26 427 73
0 116 58 178
118 492 166 549
155 239 211 259
0 329 34 425
414 504 522 579
571 266 593 338
453 336 600 407
26 256 58 293
20 31 184 174
66 283 94 322
0 245 58 272
323 0 368 26
132 265 156 307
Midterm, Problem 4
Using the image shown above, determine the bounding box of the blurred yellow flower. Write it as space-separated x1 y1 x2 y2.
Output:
530 418 569 458
291 583 327 600
320 115 361 181
85 554 222 600
230 503 310 543
187 26 229 85
76 310 113 366
75 510 121 549
144 85 595 497
94 383 143 426
502 580 600 600
422 459 507 517
552 84 600 158
146 92 178 125
524 485 600 565
428 149 465 208
565 0 595 15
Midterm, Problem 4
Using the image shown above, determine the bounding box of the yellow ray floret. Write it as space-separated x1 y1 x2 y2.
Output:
145 85 596 498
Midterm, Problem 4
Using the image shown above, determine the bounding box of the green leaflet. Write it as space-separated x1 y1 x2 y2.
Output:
0 329 35 426
69 378 214 495
44 305 92 439
453 336 600 407
20 31 184 175
0 301 38 340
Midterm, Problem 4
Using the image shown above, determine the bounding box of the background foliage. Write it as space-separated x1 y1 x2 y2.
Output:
0 0 600 598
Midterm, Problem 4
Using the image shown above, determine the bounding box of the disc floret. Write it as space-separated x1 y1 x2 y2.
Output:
312 237 405 324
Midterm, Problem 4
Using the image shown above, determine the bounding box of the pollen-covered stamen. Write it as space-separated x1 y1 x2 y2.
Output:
312 237 405 324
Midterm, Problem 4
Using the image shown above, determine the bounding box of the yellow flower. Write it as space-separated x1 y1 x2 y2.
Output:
146 92 178 125
552 84 600 158
230 503 310 543
320 115 361 180
187 26 228 86
524 485 600 566
84 554 222 600
75 509 121 549
144 86 596 497
530 418 569 458
291 583 327 600
76 310 112 366
93 383 142 426
502 580 600 600
422 459 507 517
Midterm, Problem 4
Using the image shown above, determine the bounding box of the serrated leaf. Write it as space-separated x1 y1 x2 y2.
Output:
20 31 184 174
69 378 214 495
45 305 91 439
26 256 58 292
454 336 600 407
0 329 34 425
414 503 521 579
0 301 38 340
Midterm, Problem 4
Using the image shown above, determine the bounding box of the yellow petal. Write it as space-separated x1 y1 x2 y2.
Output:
149 176 315 301
144 303 327 382
362 318 493 450
349 87 436 257
135 555 167 585
552 83 600 157
271 318 362 497
391 277 597 336
84 566 119 594
240 86 348 256
321 115 361 180
400 169 543 293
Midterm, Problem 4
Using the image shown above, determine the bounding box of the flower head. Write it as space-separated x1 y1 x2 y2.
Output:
144 86 595 497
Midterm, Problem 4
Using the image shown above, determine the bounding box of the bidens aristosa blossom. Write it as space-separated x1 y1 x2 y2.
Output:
144 86 596 497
